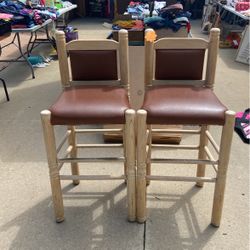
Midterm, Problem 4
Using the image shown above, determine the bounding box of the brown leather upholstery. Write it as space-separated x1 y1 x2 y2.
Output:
69 50 118 81
142 85 227 125
50 86 130 125
155 49 205 80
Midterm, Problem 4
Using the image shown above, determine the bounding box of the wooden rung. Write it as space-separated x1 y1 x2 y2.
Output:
58 157 125 163
151 158 218 165
58 162 64 171
70 81 126 88
56 130 71 153
70 81 127 89
146 145 149 158
147 175 216 182
76 143 123 148
152 144 199 150
67 40 119 51
75 128 123 133
154 38 209 49
58 145 73 170
204 146 218 173
151 80 205 86
70 80 121 86
60 175 125 180
205 130 220 154
151 129 201 134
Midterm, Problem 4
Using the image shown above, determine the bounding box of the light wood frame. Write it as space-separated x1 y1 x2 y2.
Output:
41 30 136 222
144 28 220 88
136 28 235 227
56 29 129 88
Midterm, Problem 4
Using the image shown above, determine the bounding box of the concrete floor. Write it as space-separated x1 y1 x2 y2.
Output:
0 19 249 249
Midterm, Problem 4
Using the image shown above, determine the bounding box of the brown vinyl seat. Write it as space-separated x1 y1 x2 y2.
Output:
40 30 136 223
143 85 227 125
50 85 130 125
136 28 235 227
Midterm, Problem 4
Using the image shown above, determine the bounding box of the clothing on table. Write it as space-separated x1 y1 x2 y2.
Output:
126 1 150 19
0 0 60 28
145 3 191 32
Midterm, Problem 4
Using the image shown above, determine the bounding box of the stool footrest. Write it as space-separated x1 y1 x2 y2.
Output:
60 175 125 180
151 158 218 165
58 157 125 163
147 175 216 182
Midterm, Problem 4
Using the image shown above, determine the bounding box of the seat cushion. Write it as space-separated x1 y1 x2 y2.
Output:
50 86 130 125
142 85 227 125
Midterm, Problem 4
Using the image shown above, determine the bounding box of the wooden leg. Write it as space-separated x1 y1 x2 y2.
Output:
123 125 127 184
41 110 64 223
125 109 136 222
196 125 208 187
211 111 235 227
136 110 147 223
68 126 80 185
146 125 152 186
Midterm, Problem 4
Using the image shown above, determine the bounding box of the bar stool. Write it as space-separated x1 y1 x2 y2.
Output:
41 29 136 222
136 28 235 227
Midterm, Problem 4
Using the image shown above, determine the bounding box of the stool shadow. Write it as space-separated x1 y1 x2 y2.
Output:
0 183 143 250
145 186 217 250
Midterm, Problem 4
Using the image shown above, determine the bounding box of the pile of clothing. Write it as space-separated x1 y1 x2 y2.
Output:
112 19 144 30
113 1 191 33
144 2 191 32
0 13 12 35
126 1 151 19
225 0 250 16
0 0 59 28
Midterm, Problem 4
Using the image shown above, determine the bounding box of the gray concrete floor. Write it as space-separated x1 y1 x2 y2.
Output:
0 19 249 250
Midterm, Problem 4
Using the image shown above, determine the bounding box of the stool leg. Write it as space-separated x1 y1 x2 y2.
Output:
136 110 147 223
0 78 9 101
146 125 152 186
211 111 235 227
68 126 80 185
125 109 136 222
123 127 127 184
41 110 64 223
196 125 208 187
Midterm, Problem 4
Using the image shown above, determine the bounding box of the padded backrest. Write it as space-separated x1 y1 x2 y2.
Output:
155 49 205 80
56 30 129 87
69 50 118 81
144 28 220 88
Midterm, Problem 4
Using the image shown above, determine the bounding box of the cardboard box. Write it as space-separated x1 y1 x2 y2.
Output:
155 27 188 39
112 29 144 46
103 125 182 144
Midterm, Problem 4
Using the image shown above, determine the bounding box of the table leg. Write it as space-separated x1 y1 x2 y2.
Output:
16 33 35 79
45 25 56 49
0 33 35 79
27 32 35 57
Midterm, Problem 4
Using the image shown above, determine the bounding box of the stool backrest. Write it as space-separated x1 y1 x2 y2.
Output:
145 28 220 89
56 29 129 88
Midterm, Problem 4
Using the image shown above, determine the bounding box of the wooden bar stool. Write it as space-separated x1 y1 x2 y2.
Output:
136 28 235 227
41 29 136 223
